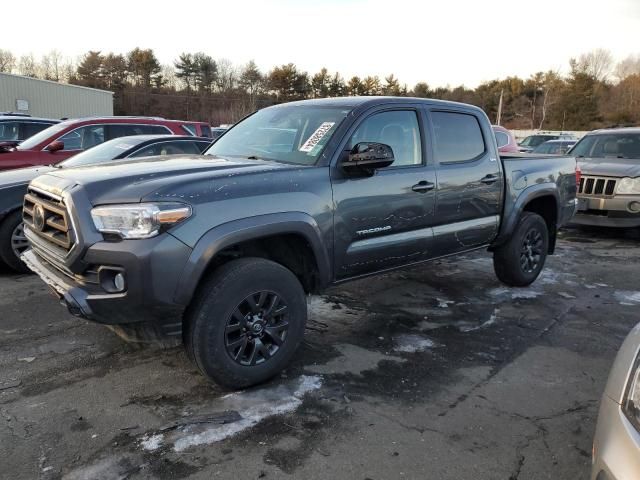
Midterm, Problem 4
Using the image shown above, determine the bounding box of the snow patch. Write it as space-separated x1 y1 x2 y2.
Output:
436 298 455 308
140 433 164 451
459 308 500 332
139 376 322 453
488 287 542 299
614 291 640 305
393 334 438 353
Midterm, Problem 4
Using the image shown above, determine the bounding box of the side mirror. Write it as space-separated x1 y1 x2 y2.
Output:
340 142 395 176
45 140 64 153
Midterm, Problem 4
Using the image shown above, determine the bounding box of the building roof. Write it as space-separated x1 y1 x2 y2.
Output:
0 72 113 96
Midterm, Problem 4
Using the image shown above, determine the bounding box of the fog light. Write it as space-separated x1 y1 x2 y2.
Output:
114 273 126 292
629 201 640 213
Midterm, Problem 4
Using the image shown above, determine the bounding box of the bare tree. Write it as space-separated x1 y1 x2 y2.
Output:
614 54 640 81
0 49 15 73
18 54 38 77
539 71 562 129
41 50 64 81
575 49 614 82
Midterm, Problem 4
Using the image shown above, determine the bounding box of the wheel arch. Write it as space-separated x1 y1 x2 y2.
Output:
493 184 560 254
173 212 331 305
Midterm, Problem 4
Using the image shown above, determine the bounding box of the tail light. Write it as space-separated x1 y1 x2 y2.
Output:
575 164 581 188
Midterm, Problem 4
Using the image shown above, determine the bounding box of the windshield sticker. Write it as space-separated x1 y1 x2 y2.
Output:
299 122 335 152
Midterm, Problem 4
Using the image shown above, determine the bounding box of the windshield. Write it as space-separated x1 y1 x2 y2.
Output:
570 133 640 159
205 106 350 165
18 123 68 150
520 135 557 147
58 137 143 168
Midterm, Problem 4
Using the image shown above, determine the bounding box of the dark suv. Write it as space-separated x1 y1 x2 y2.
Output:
0 116 211 171
0 115 60 147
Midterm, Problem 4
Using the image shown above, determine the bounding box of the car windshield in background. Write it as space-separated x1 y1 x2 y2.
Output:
58 137 141 168
17 123 68 150
570 133 640 159
0 122 20 141
520 135 557 147
205 106 350 165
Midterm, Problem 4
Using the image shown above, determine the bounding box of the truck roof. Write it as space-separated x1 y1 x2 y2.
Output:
276 96 486 114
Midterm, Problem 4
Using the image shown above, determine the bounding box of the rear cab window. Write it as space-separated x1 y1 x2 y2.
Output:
431 111 486 163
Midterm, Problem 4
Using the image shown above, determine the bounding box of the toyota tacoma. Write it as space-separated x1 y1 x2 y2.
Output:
21 97 578 388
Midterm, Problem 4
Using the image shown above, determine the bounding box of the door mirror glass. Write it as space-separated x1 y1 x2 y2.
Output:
45 140 64 152
340 142 395 175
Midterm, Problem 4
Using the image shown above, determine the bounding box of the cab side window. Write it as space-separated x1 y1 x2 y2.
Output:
349 110 422 167
431 111 485 163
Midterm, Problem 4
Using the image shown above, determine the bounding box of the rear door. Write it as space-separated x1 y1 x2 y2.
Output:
427 109 503 254
331 105 437 279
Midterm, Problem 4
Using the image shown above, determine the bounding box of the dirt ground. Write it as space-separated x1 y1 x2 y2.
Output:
1 225 639 480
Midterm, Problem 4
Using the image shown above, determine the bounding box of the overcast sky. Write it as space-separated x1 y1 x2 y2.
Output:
4 0 639 87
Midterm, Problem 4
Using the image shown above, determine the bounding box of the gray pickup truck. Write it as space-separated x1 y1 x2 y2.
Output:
21 97 578 388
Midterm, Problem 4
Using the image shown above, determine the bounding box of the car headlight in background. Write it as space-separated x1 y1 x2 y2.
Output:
91 203 192 239
616 177 640 195
622 350 640 432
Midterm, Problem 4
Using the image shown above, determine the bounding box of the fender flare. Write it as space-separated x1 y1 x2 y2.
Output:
493 183 560 248
173 212 331 305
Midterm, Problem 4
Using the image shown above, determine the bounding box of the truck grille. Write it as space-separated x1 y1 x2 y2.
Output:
23 187 75 257
578 176 617 197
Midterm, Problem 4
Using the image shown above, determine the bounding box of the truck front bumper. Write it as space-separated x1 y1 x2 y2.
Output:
573 195 640 228
22 233 192 332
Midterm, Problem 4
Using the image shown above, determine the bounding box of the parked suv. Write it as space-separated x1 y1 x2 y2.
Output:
0 115 60 148
23 97 577 388
573 127 640 227
0 117 211 171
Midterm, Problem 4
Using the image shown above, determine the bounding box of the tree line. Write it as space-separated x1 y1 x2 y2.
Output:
0 47 638 130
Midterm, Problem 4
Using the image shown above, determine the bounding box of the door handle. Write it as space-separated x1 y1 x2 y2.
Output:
412 180 435 193
480 174 499 185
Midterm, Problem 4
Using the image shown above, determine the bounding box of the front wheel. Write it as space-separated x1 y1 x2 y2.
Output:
184 257 307 389
493 212 549 287
0 212 31 274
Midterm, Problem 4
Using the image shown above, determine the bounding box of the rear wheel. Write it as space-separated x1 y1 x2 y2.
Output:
184 257 307 389
493 212 549 287
0 211 30 274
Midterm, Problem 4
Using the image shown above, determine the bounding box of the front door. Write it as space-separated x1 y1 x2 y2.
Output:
332 107 437 279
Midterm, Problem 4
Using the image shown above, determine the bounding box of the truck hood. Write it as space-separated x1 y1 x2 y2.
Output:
33 155 296 204
578 157 640 178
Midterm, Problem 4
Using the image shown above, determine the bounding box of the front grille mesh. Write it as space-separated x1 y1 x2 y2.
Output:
579 176 617 197
23 188 74 255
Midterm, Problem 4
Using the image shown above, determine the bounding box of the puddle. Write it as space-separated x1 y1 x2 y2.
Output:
139 375 322 452
306 344 404 375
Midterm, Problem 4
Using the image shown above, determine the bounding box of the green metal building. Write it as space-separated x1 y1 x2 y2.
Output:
0 73 113 119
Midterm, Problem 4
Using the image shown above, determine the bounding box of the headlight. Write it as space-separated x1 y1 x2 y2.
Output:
616 177 640 195
622 350 640 432
91 203 192 239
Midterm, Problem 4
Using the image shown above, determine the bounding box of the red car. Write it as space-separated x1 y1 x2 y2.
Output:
492 125 519 153
0 117 212 171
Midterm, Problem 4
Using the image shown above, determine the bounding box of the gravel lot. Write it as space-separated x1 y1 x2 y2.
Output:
1 226 639 480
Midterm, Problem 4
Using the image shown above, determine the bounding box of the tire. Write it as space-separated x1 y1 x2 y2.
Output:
493 212 549 287
184 257 307 389
0 211 31 274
